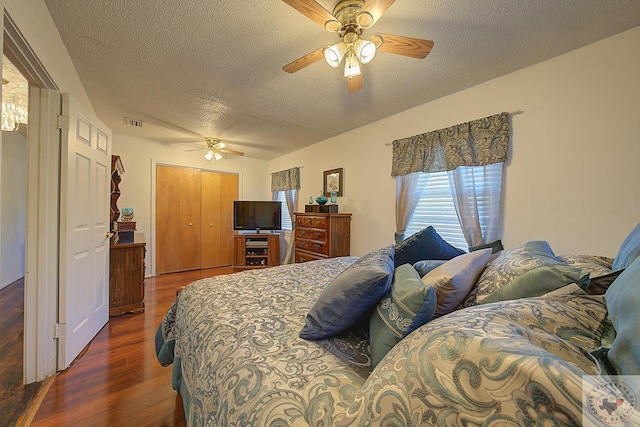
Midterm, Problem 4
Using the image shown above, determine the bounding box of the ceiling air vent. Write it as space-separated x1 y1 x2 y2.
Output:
124 117 145 128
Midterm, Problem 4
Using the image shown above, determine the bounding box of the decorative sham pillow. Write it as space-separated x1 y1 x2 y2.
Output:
394 226 465 268
422 248 493 317
475 241 589 305
369 264 437 367
557 254 620 295
300 245 395 340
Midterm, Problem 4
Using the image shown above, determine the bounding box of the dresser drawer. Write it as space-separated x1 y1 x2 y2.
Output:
295 227 327 242
295 249 327 263
295 238 329 256
296 215 328 229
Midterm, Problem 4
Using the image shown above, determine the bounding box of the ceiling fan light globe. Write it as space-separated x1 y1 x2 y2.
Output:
214 152 223 161
324 43 347 67
204 150 214 161
354 39 376 64
344 54 361 77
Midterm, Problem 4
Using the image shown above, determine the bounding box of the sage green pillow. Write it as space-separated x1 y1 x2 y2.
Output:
370 264 437 368
476 241 589 304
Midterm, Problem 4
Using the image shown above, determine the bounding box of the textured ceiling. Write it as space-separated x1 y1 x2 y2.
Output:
42 0 640 160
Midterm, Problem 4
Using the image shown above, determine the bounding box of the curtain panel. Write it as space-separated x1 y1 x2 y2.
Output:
391 112 510 177
271 167 300 192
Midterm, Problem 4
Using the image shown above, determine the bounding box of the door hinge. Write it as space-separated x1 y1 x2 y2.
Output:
57 114 70 130
54 322 67 339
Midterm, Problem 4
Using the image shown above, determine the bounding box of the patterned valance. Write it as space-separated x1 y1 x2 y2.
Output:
271 167 300 192
391 112 510 177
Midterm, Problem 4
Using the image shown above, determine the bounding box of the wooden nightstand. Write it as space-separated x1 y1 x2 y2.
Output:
109 233 146 316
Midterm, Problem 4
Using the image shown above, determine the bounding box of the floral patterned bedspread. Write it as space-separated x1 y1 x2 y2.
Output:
157 258 611 426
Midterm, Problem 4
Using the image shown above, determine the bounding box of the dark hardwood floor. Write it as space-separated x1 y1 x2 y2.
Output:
15 266 234 426
0 278 43 427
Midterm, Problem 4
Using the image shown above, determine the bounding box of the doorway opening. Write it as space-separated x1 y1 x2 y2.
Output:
0 50 39 427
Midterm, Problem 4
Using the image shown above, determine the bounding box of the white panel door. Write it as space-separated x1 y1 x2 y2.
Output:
58 93 112 370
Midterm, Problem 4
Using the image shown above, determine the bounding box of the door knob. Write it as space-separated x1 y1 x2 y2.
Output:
209 223 213 227
188 222 193 226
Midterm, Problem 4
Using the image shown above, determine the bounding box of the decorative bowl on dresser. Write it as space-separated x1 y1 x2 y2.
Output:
294 212 351 263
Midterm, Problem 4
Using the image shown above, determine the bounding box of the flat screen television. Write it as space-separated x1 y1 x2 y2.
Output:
233 201 282 232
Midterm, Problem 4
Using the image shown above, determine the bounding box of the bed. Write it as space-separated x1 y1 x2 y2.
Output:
156 224 640 426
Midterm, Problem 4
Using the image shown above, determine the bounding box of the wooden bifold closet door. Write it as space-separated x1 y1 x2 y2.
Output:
156 165 238 274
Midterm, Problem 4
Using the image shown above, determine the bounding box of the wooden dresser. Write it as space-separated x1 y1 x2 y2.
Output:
109 233 146 316
294 212 351 262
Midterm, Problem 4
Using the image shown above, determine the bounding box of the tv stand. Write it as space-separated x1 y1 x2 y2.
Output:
234 233 280 271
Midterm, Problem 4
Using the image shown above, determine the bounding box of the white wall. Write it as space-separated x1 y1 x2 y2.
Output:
269 26 640 258
112 134 269 276
0 131 27 289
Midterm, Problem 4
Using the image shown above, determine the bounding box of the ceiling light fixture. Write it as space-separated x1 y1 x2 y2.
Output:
282 0 434 93
318 2 380 82
194 137 244 161
2 55 28 132
343 53 361 77
204 149 224 162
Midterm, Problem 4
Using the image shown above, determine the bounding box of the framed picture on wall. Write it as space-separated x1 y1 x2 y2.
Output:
323 168 343 197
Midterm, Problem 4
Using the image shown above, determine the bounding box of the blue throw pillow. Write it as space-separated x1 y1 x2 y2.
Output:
605 256 640 375
370 263 437 367
300 245 395 340
612 222 640 270
395 226 465 268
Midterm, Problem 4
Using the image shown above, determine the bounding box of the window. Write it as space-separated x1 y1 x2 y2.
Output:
276 191 293 231
406 172 468 251
406 164 503 253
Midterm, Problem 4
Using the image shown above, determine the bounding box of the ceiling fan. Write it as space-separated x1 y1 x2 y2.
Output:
282 0 434 92
187 137 245 161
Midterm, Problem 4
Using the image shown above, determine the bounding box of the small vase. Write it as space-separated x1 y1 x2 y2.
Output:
330 191 337 204
316 193 328 205
309 196 313 205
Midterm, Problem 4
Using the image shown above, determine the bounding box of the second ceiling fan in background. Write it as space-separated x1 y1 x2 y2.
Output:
282 0 434 92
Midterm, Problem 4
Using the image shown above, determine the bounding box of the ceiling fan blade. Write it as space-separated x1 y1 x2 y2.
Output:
281 0 340 31
357 0 395 28
347 74 363 93
283 46 326 73
220 148 244 156
373 33 434 59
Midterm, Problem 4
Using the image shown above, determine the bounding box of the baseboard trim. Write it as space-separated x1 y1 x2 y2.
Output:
0 274 25 291
16 375 55 427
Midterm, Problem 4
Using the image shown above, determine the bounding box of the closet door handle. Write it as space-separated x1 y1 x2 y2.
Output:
188 222 193 226
209 223 213 227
